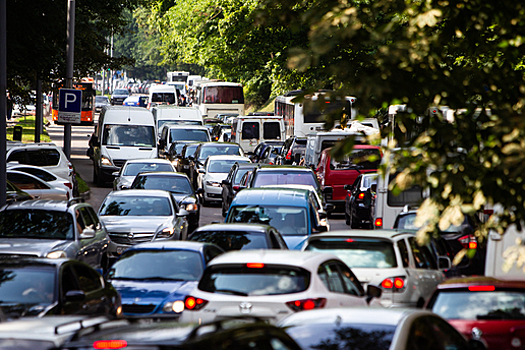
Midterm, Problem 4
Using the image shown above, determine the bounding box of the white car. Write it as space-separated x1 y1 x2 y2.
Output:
198 155 250 206
6 170 68 200
179 250 382 325
302 230 449 308
7 164 74 198
113 158 175 190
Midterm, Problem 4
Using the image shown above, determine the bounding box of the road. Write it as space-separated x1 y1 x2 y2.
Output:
46 122 348 231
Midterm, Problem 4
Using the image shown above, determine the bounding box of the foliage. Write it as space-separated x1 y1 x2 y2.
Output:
6 116 51 143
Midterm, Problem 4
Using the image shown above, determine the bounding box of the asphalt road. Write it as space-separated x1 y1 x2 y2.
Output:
46 122 348 231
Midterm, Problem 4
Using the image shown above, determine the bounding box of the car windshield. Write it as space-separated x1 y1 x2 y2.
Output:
305 238 398 268
285 323 395 350
132 175 193 194
396 213 465 233
99 196 172 216
199 265 309 296
170 129 209 142
234 168 253 184
96 96 108 103
252 171 317 188
0 209 74 239
330 148 381 170
113 89 129 95
189 231 268 251
158 120 202 131
0 266 56 304
208 160 247 173
432 290 525 320
103 124 155 147
123 162 173 176
228 206 308 236
198 145 242 162
108 250 203 281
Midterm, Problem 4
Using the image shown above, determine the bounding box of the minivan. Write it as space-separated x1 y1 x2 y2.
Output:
147 85 178 109
151 105 203 139
303 129 366 168
158 124 211 158
231 116 285 154
92 106 157 186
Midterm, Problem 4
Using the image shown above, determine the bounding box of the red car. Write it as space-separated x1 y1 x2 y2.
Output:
426 277 525 349
316 145 380 212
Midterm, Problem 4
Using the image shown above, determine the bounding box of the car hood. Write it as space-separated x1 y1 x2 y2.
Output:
282 235 309 250
0 238 71 257
171 193 197 205
111 280 197 303
1 302 55 319
101 217 172 232
204 173 228 183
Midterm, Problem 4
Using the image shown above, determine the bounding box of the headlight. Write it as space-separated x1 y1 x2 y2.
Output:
205 181 221 187
163 300 185 313
47 250 67 259
101 155 112 166
185 203 198 212
156 227 175 239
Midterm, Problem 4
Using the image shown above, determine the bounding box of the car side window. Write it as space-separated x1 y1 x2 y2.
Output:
7 150 27 164
318 262 345 293
335 262 364 296
409 238 437 270
73 264 103 292
397 239 410 268
268 231 281 249
86 206 102 230
407 316 469 350
61 265 80 295
205 247 222 262
78 207 95 230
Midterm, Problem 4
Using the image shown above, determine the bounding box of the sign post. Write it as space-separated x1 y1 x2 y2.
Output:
58 88 82 123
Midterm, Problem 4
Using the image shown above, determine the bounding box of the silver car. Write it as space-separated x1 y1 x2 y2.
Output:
0 198 110 271
112 158 175 190
98 189 189 259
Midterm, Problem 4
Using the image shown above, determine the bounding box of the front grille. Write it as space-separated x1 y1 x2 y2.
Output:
123 304 156 314
109 232 155 244
0 253 39 260
113 159 126 167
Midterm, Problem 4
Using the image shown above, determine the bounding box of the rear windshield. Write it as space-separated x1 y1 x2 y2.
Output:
285 323 395 350
170 129 209 142
103 125 155 147
227 205 308 236
263 122 281 139
305 238 397 268
208 159 247 173
252 171 317 188
7 149 61 167
234 168 252 184
431 290 525 320
198 145 242 162
132 175 193 195
330 148 381 170
242 122 260 140
113 89 129 95
0 266 56 305
0 209 73 240
123 162 173 176
199 265 310 295
189 231 269 251
99 196 172 216
151 92 176 104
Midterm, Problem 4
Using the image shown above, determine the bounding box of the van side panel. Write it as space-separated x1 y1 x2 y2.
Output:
485 225 525 278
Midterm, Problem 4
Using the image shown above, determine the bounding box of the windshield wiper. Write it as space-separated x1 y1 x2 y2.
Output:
214 289 248 296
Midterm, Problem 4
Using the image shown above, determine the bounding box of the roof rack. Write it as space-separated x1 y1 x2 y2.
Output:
67 197 85 207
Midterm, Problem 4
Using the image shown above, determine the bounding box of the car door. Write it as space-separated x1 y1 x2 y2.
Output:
6 171 49 199
406 315 472 350
70 262 112 315
408 237 441 303
76 206 106 269
318 261 367 307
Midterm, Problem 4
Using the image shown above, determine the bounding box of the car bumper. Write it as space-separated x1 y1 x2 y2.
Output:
204 185 222 201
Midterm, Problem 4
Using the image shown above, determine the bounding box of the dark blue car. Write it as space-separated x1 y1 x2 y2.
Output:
123 95 148 107
106 241 224 318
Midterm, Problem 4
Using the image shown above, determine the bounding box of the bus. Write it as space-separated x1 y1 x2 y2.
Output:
192 81 245 118
274 91 357 138
167 71 189 83
52 79 96 125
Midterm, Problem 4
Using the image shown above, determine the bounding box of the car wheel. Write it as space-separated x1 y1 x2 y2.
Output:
201 194 209 207
221 200 227 217
350 208 360 229
345 212 350 226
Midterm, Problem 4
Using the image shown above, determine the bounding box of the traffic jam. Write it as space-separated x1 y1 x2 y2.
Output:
0 76 519 350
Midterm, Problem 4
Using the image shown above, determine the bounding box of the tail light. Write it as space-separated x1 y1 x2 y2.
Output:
459 235 477 250
184 296 208 311
356 192 365 201
64 182 73 190
374 218 383 228
381 277 406 292
246 263 265 268
286 298 326 311
468 285 495 292
286 149 292 160
93 340 128 349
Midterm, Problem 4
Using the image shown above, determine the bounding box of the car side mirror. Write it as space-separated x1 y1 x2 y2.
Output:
318 211 328 219
344 184 354 191
324 203 336 212
438 256 452 270
80 227 96 239
177 208 190 217
198 169 206 174
370 184 377 193
316 224 328 233
222 180 229 185
65 290 86 302
112 171 120 177
195 188 204 195
366 284 382 304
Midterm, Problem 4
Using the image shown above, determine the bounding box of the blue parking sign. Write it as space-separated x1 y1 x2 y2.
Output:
58 88 82 123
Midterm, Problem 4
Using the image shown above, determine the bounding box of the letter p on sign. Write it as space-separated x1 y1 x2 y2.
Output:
58 88 82 114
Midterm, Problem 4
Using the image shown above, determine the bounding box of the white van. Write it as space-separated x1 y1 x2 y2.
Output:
147 85 178 109
231 116 285 154
92 106 157 186
151 105 204 139
303 129 365 168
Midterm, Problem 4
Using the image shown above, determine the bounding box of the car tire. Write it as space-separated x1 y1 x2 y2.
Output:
201 194 210 207
222 200 228 217
350 209 360 229
345 212 350 226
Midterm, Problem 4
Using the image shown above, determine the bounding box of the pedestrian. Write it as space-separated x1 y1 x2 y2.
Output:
6 91 12 120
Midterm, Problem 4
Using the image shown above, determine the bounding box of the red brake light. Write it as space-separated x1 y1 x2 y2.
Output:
286 149 292 160
381 279 393 289
469 285 495 292
286 298 326 311
394 277 404 289
64 182 73 189
469 241 477 249
233 185 240 191
381 277 406 292
93 340 127 349
345 239 354 243
459 235 477 250
247 263 265 268
357 192 365 200
374 218 383 228
184 296 208 311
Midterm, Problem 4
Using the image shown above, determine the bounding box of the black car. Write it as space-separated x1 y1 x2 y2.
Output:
189 142 244 188
344 172 378 228
110 88 130 105
251 140 284 163
131 172 201 233
189 223 288 251
276 136 307 165
259 144 283 165
0 258 121 319
221 162 257 216
56 317 302 350
210 124 232 142
165 140 193 165
176 142 203 176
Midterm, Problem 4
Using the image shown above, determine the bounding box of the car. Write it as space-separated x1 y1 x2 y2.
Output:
198 155 251 206
55 317 302 350
218 128 231 142
95 95 110 112
0 198 110 271
393 209 486 276
221 162 258 217
225 187 328 249
0 258 121 319
98 189 189 260
106 241 224 318
179 250 382 325
189 223 288 251
6 179 32 203
259 144 283 165
6 142 76 195
210 123 232 141
302 230 449 308
190 142 245 188
7 163 74 198
123 94 148 107
110 88 130 105
279 308 486 350
251 141 285 163
426 277 525 349
158 124 210 160
112 158 175 191
316 146 381 212
276 136 307 165
344 172 378 228
6 169 69 200
175 141 203 176
131 171 201 233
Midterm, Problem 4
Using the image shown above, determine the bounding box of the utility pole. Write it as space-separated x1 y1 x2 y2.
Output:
63 0 75 159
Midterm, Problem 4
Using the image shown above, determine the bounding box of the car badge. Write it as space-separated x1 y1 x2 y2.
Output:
128 232 134 241
239 302 252 314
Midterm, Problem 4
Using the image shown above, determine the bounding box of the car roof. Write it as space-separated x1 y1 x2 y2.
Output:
165 124 208 131
254 165 313 172
2 199 84 211
236 163 258 169
124 158 172 165
306 229 415 242
208 250 338 268
104 189 172 198
125 241 216 252
206 155 249 161
436 276 525 289
0 257 69 268
135 171 189 178
200 142 239 147
194 223 273 234
232 188 310 207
